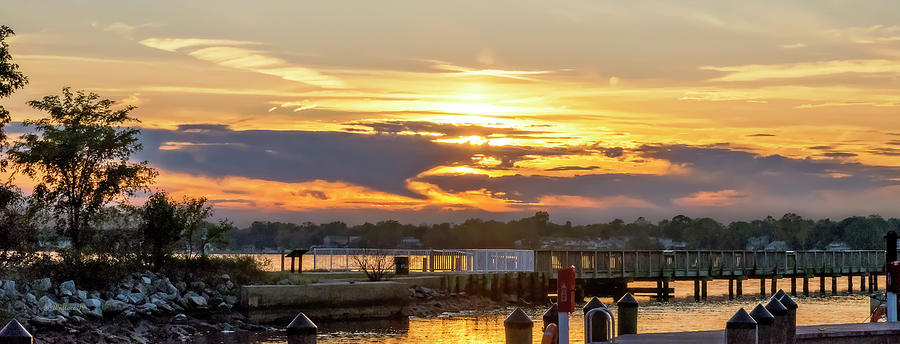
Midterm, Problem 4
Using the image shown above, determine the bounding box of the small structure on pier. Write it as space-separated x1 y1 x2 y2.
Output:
284 249 309 273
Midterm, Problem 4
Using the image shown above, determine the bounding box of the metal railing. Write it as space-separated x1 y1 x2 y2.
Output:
534 250 887 279
309 248 534 273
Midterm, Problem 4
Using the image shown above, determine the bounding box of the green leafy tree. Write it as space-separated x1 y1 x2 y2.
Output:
141 192 182 270
9 88 157 249
178 196 213 258
0 25 27 147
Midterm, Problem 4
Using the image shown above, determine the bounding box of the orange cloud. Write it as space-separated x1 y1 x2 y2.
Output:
673 190 746 207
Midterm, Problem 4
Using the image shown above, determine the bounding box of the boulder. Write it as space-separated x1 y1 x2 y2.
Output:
1 280 16 295
59 280 76 297
25 292 36 305
76 290 87 301
221 274 231 280
182 292 207 308
102 300 129 315
30 315 66 327
127 292 145 304
84 298 103 318
173 313 187 322
32 278 51 292
141 276 152 285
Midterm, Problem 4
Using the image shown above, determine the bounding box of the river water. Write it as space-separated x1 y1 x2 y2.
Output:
197 276 883 344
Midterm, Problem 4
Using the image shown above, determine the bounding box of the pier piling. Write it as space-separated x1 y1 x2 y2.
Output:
725 308 757 344
694 279 700 302
736 279 743 297
765 297 788 344
848 275 853 294
617 292 639 335
504 308 533 344
749 304 775 344
0 319 32 344
802 277 809 296
831 276 837 295
702 279 708 301
583 297 608 341
286 312 317 344
819 276 826 296
760 278 765 297
778 293 798 344
728 279 734 300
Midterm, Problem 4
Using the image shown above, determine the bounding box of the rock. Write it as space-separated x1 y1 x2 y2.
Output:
25 292 36 305
84 298 103 318
190 281 206 290
173 313 188 322
127 292 145 304
182 292 207 308
224 295 238 305
102 300 129 315
141 276 152 285
32 278 51 292
221 273 231 280
76 290 87 301
277 278 291 285
153 299 175 313
175 281 187 293
138 302 158 315
30 315 66 327
1 280 16 295
38 295 56 313
59 280 76 296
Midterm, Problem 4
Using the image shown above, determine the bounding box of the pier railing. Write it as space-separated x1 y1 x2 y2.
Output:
309 248 534 273
534 250 887 279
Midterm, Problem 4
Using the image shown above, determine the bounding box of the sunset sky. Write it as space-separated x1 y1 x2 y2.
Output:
3 1 900 225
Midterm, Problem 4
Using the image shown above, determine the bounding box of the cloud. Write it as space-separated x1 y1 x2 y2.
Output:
138 125 473 197
823 152 857 158
544 166 599 171
826 25 900 44
701 59 900 82
138 38 259 52
187 46 343 88
536 194 656 209
779 43 806 49
673 189 746 207
748 133 775 137
344 120 553 139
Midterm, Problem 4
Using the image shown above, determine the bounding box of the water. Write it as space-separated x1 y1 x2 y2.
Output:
198 276 883 343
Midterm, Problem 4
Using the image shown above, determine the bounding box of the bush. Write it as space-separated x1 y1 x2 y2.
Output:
159 255 267 286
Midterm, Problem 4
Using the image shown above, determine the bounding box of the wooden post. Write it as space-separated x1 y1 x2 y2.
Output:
281 251 285 272
860 274 866 292
802 277 809 297
702 279 708 301
820 276 826 296
663 280 670 301
790 277 796 296
737 279 743 297
760 278 766 297
694 279 700 302
290 257 295 273
847 275 853 294
726 308 757 344
831 276 837 295
728 279 734 300
286 312 317 344
874 273 879 291
504 308 533 344
770 278 777 296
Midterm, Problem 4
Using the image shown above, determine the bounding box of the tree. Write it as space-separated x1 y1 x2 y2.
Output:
141 192 182 270
9 88 157 249
0 25 28 147
197 219 233 256
178 196 213 258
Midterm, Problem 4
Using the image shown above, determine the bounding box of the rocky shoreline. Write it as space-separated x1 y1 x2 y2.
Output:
0 275 536 343
0 271 262 343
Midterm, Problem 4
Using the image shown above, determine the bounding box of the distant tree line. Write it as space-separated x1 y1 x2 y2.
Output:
228 212 900 251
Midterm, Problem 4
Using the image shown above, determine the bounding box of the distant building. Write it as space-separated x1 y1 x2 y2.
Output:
826 241 850 251
322 235 361 247
765 241 788 251
400 236 423 248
